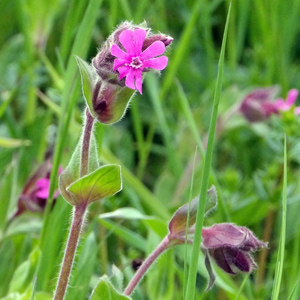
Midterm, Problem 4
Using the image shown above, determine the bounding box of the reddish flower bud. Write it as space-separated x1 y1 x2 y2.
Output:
13 159 62 218
239 87 279 122
202 223 267 289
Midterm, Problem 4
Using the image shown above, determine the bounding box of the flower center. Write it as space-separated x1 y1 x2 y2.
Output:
129 56 143 69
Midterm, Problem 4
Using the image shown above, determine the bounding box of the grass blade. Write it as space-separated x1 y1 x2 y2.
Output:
271 134 287 300
184 4 231 299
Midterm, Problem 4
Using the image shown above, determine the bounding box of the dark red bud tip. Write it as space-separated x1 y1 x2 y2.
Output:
95 100 107 112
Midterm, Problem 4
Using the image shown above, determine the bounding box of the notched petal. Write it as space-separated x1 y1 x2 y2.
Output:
141 41 166 60
143 56 168 71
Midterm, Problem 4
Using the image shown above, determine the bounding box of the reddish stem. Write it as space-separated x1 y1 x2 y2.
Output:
124 235 170 296
53 202 88 300
80 109 95 177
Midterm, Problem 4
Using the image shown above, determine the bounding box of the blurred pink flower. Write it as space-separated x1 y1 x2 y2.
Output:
111 28 168 94
239 87 279 122
13 161 62 218
274 88 300 115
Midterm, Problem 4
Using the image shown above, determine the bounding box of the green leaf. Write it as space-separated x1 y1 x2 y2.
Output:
99 208 153 220
59 132 99 206
168 186 217 236
110 265 124 293
0 137 31 148
75 56 97 118
67 164 122 204
90 277 131 300
9 247 40 294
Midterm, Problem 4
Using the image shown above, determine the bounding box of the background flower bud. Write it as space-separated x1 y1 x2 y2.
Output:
239 86 279 122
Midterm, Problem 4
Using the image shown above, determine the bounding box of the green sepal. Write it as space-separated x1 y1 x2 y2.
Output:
168 186 217 236
89 276 131 300
75 56 97 118
59 132 99 206
67 164 122 205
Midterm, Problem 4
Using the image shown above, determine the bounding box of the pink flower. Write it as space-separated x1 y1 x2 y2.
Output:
13 161 62 218
201 223 267 290
274 88 300 115
36 178 61 199
111 29 168 94
239 87 279 122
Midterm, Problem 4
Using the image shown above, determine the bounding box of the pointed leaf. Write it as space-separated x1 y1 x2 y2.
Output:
99 208 153 220
67 164 122 204
75 56 97 118
168 186 217 236
110 265 124 292
59 132 99 206
90 277 131 300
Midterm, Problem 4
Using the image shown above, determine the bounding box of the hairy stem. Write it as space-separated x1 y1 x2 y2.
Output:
53 202 88 300
80 108 95 177
54 109 95 300
124 236 170 296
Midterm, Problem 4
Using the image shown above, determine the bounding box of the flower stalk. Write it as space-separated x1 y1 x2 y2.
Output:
53 201 88 300
124 235 171 296
54 110 95 300
80 109 95 177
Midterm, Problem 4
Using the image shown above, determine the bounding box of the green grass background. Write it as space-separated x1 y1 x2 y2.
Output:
1 0 300 299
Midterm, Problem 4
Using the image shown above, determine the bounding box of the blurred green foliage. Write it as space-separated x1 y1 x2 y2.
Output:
1 0 300 299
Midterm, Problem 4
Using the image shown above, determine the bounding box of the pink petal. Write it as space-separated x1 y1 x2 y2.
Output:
124 68 143 94
134 70 143 94
113 58 128 70
111 44 128 59
36 178 50 199
286 89 299 105
143 56 168 70
202 224 246 249
294 106 300 115
274 98 290 111
119 30 135 55
141 41 166 60
132 29 147 56
117 66 131 80
124 68 136 90
36 178 50 189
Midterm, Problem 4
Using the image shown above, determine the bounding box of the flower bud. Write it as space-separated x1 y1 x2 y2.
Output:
13 159 62 218
91 79 135 124
239 86 279 122
202 223 267 289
